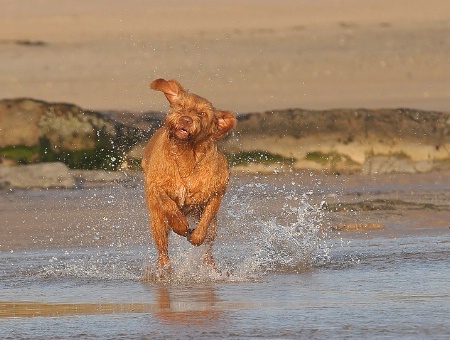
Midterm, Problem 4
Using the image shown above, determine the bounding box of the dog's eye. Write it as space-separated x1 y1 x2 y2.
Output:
198 112 206 116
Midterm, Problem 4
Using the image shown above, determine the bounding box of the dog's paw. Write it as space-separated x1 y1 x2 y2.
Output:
187 230 206 246
169 212 189 236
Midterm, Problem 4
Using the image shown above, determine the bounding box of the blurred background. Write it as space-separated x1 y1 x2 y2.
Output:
1 0 450 179
1 0 449 114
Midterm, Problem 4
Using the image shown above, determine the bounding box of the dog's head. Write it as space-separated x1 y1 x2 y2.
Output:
151 78 236 143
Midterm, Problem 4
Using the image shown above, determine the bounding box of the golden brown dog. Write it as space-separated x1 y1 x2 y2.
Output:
142 79 236 270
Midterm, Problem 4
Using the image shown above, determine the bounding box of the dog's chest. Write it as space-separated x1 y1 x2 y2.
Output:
174 171 217 208
167 146 227 208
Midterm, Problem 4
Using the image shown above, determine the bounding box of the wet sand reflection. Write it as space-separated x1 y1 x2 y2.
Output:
0 301 157 318
0 285 223 323
154 285 223 326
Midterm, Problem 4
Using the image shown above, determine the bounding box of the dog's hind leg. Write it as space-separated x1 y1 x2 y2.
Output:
202 216 218 269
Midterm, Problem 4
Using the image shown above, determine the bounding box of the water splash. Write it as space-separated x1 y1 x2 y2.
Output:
34 249 144 281
25 174 336 284
248 202 328 274
142 175 332 283
222 192 330 280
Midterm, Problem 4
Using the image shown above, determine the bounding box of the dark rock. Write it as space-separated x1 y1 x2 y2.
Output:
235 108 450 141
221 108 450 173
3 98 450 174
0 98 148 170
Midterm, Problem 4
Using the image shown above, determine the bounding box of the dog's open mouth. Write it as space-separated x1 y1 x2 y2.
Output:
174 128 190 140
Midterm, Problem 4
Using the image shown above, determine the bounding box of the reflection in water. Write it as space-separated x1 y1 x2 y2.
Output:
0 301 157 318
154 285 223 326
0 285 223 323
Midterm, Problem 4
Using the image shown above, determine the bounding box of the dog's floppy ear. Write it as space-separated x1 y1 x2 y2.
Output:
150 78 184 105
215 110 237 140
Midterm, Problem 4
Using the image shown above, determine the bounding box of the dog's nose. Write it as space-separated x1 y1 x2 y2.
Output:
180 116 193 125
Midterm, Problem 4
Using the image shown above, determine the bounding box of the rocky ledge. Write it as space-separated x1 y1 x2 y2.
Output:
0 98 151 170
221 108 450 174
1 98 450 189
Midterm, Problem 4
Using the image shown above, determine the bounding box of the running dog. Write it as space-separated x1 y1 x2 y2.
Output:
142 79 236 270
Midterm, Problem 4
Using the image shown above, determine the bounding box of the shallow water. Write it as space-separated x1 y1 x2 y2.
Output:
1 172 449 339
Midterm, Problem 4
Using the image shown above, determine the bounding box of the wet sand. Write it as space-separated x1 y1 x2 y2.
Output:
1 0 450 113
1 170 450 252
1 171 449 338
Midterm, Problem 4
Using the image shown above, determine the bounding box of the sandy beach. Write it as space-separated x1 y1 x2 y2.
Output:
1 0 450 113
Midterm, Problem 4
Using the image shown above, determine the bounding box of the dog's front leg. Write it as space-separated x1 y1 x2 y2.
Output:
146 187 190 268
187 195 223 246
164 200 190 237
148 206 170 269
147 186 189 236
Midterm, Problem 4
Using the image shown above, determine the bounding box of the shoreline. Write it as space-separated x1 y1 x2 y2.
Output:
1 170 449 253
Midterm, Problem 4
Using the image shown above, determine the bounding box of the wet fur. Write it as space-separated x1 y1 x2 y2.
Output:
142 79 236 270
